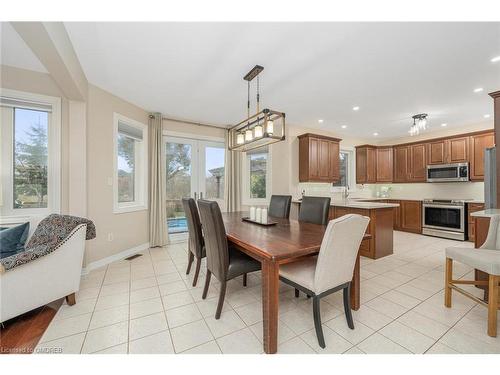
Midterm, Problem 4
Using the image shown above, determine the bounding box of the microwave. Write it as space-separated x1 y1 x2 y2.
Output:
427 163 469 182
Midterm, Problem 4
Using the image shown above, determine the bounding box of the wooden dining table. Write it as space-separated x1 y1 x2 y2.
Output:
221 211 370 354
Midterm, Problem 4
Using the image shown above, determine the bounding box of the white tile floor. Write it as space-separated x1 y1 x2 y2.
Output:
35 231 500 354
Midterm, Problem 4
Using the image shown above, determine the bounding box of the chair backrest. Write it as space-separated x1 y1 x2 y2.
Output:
181 198 204 258
268 195 292 218
197 199 229 281
298 196 331 225
480 214 500 251
314 214 370 294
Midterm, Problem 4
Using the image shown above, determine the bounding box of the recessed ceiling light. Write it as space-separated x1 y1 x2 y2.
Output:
373 132 378 136
441 123 447 127
341 125 347 129
491 56 500 63
318 119 324 123
484 114 491 118
473 88 484 93
352 106 360 111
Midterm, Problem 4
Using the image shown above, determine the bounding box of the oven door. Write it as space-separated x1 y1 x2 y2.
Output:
422 204 465 233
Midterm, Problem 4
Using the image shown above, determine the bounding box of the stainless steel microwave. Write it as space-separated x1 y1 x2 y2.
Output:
426 163 469 182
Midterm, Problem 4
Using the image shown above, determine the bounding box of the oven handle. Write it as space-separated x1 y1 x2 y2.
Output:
423 204 465 210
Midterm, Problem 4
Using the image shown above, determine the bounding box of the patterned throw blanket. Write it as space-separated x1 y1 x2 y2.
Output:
0 214 96 273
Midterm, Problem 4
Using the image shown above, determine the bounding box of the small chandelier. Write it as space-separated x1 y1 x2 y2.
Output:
409 113 428 136
228 65 286 151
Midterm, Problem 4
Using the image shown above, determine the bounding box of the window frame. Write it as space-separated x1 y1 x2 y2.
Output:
331 147 356 192
241 146 272 206
113 112 148 214
0 88 61 219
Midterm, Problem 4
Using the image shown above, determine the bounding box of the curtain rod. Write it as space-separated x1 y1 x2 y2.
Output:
161 116 228 130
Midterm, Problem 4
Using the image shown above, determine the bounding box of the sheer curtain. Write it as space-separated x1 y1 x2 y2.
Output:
149 113 168 246
224 130 242 212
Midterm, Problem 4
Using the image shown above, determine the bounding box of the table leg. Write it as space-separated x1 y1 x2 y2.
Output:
262 260 279 354
350 253 360 310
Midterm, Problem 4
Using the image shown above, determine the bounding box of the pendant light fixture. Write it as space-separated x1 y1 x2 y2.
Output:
228 65 285 151
410 113 428 136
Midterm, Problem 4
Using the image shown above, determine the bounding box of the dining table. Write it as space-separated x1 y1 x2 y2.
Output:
221 211 370 354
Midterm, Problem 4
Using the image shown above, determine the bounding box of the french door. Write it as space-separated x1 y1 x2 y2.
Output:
164 135 225 235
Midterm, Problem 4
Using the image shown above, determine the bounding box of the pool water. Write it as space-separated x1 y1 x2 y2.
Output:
167 217 188 234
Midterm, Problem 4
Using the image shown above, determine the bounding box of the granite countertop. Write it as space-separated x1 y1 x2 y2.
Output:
470 209 500 218
292 199 399 209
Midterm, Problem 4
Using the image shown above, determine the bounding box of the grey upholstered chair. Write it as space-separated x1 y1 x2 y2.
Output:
279 214 370 348
445 214 500 337
181 198 205 287
197 199 261 319
268 195 292 219
298 196 331 225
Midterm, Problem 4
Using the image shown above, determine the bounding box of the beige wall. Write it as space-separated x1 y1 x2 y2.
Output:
1 65 71 213
85 84 150 265
163 118 226 139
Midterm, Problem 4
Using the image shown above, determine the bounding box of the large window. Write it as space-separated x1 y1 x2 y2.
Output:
113 113 148 213
0 89 61 218
333 149 355 190
242 146 271 205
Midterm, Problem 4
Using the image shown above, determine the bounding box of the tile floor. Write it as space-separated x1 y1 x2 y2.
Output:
35 231 500 354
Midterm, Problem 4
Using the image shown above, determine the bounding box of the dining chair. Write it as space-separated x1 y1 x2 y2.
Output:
279 214 370 348
197 199 262 319
181 198 205 287
298 196 331 225
445 214 500 337
268 195 292 218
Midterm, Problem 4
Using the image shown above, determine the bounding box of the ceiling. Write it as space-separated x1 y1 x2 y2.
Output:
6 22 500 140
1 22 47 73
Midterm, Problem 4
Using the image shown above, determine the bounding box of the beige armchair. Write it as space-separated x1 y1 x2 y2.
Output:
279 214 370 348
445 214 500 337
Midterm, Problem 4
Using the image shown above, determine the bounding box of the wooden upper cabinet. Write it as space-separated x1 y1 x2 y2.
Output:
376 147 393 182
393 146 410 182
298 133 341 182
470 131 495 181
427 136 469 165
355 146 376 183
427 140 447 165
409 143 427 182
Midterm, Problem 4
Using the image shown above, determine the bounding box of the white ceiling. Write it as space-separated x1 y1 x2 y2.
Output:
8 22 500 140
0 22 47 73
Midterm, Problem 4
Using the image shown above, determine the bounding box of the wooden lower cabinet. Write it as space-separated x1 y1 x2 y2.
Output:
399 200 422 233
467 203 485 242
474 217 491 297
388 200 402 230
330 206 394 259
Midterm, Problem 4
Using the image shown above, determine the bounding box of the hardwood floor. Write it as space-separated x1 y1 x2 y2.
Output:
0 299 62 354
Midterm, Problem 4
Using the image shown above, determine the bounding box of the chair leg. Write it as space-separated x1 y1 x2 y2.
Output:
343 284 354 329
295 288 299 298
192 257 202 287
202 271 212 299
312 296 325 348
215 281 227 320
186 251 194 275
445 257 453 308
243 273 247 287
488 275 498 337
66 293 76 306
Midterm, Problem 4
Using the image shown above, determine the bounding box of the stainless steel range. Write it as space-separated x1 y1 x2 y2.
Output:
422 199 468 241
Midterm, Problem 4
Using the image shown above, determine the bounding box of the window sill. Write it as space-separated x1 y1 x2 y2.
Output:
113 204 148 214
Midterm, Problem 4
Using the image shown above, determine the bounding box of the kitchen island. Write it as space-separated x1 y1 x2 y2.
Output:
291 199 399 259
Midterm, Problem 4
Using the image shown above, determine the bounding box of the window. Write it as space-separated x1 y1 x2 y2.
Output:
332 149 355 190
113 113 148 213
0 89 61 218
242 146 272 205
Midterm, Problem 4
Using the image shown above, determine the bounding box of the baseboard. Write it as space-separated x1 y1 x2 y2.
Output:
81 242 150 275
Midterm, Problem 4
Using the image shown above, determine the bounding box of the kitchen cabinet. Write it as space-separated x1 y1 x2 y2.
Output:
470 132 495 181
298 133 341 182
393 146 410 182
400 200 422 233
427 136 469 165
387 199 402 230
376 147 393 182
408 143 427 182
355 146 376 183
467 203 485 242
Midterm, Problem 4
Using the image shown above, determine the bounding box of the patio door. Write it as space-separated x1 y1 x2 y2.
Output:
164 136 225 236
